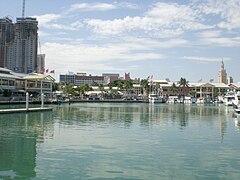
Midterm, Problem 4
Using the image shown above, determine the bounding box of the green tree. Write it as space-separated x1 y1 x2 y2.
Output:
123 80 133 96
66 83 77 96
52 82 59 92
170 82 178 95
189 90 197 97
140 79 150 98
178 77 189 103
98 84 105 99
76 84 91 98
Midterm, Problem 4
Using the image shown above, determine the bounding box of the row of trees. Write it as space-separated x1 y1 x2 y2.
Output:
54 77 190 98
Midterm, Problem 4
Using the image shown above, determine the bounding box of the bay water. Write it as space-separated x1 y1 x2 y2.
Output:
0 103 240 179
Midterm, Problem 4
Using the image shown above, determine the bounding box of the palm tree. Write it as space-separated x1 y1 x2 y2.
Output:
76 84 91 99
98 84 105 99
170 82 178 95
123 80 133 96
140 79 150 99
178 77 189 103
66 83 76 96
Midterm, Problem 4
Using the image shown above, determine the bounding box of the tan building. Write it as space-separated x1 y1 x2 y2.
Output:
218 60 227 84
0 67 54 101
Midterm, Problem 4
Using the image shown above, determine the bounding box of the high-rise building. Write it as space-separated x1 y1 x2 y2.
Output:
11 18 38 73
0 17 38 73
218 60 227 84
124 72 130 80
227 76 233 84
0 17 14 68
37 54 45 74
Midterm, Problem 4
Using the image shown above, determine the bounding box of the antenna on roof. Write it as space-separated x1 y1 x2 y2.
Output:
22 0 26 18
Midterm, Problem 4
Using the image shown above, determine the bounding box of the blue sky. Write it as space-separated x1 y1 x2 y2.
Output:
1 0 240 82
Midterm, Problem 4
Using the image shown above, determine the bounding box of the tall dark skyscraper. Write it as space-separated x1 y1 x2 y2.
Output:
0 17 38 73
0 17 14 68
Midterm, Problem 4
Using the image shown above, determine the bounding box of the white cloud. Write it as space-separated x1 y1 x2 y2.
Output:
38 31 50 37
69 3 117 11
34 14 61 26
197 30 222 38
42 40 165 73
117 2 139 9
201 36 240 47
199 0 240 30
35 13 84 31
182 56 231 62
70 21 84 29
121 37 188 49
85 2 213 36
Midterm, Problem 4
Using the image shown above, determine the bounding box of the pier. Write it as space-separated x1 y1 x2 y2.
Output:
0 107 53 114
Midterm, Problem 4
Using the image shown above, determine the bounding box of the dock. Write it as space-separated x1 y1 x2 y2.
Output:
0 107 53 114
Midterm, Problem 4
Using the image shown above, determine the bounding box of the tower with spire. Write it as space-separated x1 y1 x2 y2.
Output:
218 60 227 84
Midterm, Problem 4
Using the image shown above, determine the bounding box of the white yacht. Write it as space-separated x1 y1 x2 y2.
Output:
184 96 196 104
224 92 235 106
233 92 240 113
148 94 164 103
167 96 179 103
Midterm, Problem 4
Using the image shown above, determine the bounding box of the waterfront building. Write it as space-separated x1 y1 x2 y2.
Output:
75 74 104 86
102 73 119 84
0 67 54 101
59 73 104 86
59 74 75 84
132 84 141 95
124 72 130 80
218 60 227 84
37 54 45 74
229 83 240 92
0 67 20 94
0 17 14 68
148 79 229 99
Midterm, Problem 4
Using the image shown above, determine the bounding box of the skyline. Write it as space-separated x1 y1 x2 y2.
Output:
0 0 239 82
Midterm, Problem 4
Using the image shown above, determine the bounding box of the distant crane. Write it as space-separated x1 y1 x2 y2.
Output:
22 0 26 18
38 36 42 54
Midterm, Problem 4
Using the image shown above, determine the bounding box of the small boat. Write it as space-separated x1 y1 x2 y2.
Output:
167 96 179 103
196 97 213 104
148 94 164 103
184 96 191 104
233 92 240 113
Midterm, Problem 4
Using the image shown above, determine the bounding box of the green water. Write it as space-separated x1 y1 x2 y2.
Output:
0 103 240 179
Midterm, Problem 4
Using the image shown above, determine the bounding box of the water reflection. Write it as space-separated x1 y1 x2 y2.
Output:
0 103 238 179
0 111 54 179
55 103 232 140
232 113 240 132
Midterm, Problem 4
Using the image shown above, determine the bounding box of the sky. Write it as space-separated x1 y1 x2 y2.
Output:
0 0 240 82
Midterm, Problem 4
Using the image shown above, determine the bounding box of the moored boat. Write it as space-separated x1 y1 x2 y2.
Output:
167 96 179 103
148 94 164 103
224 92 235 106
233 92 240 113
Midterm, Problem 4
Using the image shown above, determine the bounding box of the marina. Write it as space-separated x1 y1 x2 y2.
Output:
0 0 240 179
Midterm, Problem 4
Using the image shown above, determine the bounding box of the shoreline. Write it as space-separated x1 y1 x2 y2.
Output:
0 99 149 105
